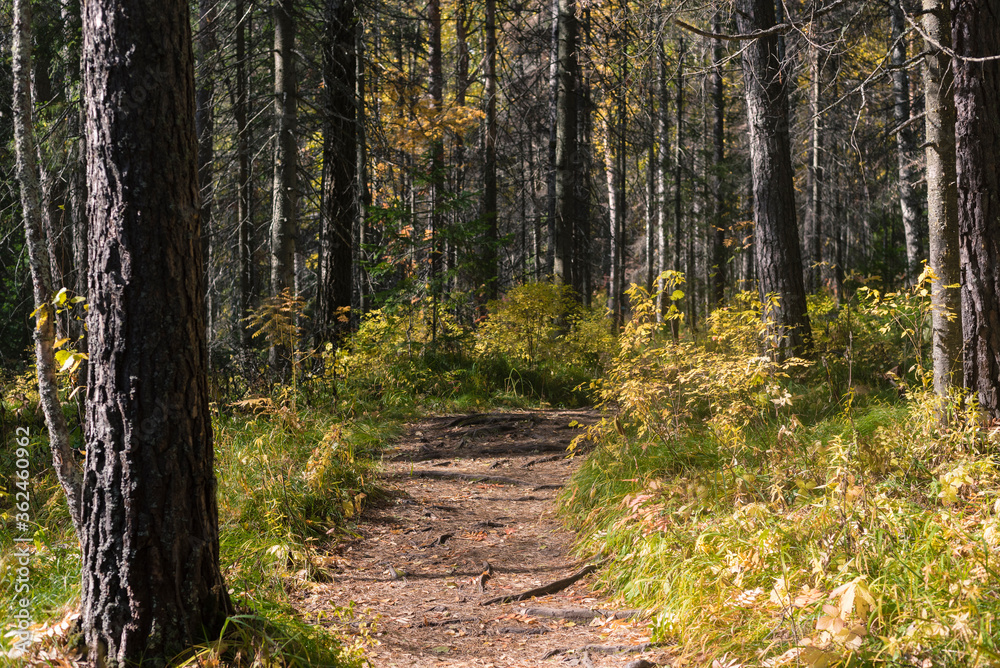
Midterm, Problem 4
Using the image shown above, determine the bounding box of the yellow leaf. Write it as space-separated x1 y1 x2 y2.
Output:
54 337 70 349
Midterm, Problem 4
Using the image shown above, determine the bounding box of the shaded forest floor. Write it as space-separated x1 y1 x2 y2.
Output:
291 409 671 667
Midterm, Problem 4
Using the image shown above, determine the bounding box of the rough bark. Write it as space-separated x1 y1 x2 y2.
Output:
891 0 924 286
952 0 1000 416
13 0 83 535
735 0 812 356
924 0 962 397
317 0 357 345
80 0 233 660
552 0 579 286
270 0 298 296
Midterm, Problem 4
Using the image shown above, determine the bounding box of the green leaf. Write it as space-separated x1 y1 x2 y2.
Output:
670 290 685 301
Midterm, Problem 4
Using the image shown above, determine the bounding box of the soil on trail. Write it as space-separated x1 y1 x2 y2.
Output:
293 409 672 668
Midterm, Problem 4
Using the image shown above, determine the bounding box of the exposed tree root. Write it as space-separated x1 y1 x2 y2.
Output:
480 564 599 605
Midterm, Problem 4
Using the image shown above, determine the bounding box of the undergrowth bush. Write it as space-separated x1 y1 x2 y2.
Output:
563 276 999 667
333 284 613 409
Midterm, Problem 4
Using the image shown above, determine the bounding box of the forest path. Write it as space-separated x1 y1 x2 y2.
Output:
293 409 670 668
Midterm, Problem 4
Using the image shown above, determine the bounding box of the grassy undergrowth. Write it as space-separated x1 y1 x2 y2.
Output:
561 280 1000 667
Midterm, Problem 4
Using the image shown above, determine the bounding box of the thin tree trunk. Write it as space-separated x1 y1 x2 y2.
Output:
12 0 83 535
710 11 727 307
604 116 621 326
673 38 685 276
484 0 499 299
806 46 823 293
952 0 1000 416
645 120 656 294
891 0 923 285
924 0 961 396
356 20 371 317
80 0 233 657
655 18 670 322
546 0 559 276
270 0 297 297
429 0 444 339
196 0 217 340
236 0 253 349
735 0 812 356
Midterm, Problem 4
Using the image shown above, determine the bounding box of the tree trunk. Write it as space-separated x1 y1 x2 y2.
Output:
429 0 444 338
355 20 371 317
735 0 812 357
80 0 233 659
645 120 656 294
546 0 559 277
552 0 579 287
952 0 1000 417
270 0 297 297
655 19 670 322
236 0 254 349
604 116 622 326
924 0 962 397
317 0 357 345
13 0 83 535
483 0 499 299
805 45 823 293
891 0 923 286
710 11 727 307
673 38 685 276
196 0 217 340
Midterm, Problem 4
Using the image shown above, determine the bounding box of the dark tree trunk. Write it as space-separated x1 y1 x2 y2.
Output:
317 0 357 345
80 0 233 661
924 0 961 396
953 0 1000 416
891 0 923 285
552 0 579 287
735 0 812 356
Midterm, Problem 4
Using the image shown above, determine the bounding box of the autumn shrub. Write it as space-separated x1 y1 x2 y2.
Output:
562 275 1000 667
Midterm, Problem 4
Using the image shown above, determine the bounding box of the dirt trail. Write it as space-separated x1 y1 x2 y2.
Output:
294 410 671 668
